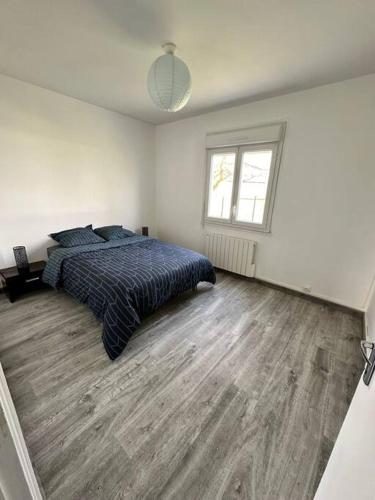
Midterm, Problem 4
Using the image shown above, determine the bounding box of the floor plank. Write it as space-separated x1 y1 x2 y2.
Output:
0 271 364 500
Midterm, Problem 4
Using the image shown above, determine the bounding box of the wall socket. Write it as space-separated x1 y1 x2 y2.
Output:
302 285 312 294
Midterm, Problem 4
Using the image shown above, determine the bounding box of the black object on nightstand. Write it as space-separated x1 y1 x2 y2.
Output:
142 226 149 236
0 261 47 303
13 246 30 273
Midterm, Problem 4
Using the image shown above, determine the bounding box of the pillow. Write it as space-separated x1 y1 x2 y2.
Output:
49 225 105 248
94 225 135 241
50 224 92 239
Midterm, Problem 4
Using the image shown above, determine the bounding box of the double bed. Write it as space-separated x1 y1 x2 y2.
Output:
43 235 216 360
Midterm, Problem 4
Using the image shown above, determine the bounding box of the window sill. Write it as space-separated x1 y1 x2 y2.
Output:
204 219 271 234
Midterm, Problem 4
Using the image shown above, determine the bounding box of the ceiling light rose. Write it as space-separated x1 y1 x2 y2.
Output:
147 42 192 112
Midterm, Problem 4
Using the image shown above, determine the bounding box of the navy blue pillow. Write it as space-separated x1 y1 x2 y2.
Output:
50 225 105 248
94 225 135 241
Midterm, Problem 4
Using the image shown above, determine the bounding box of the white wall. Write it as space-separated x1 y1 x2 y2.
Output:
155 74 375 310
315 279 375 500
0 74 155 268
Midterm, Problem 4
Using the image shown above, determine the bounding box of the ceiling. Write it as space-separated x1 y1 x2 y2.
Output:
0 0 374 124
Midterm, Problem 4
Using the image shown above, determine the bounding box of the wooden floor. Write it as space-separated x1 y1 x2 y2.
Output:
0 271 363 500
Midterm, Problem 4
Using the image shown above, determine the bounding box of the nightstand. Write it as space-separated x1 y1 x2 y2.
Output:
0 261 47 303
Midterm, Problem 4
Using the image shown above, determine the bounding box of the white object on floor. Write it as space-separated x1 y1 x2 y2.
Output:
0 363 43 500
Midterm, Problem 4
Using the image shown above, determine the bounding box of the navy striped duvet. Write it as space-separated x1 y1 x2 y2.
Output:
43 237 216 359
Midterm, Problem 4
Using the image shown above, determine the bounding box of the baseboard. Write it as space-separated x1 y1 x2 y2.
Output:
214 266 364 317
255 275 364 317
0 363 43 500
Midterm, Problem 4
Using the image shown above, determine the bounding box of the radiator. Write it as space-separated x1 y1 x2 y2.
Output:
205 233 256 277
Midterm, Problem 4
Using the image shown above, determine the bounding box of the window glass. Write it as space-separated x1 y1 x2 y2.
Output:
236 150 273 224
207 152 236 220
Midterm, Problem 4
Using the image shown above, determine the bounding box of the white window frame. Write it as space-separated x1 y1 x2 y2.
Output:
203 123 286 233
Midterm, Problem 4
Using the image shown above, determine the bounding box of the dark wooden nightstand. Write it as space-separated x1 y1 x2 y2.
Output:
0 261 47 303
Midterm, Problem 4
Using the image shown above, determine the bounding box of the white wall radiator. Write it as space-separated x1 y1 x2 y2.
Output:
205 233 256 277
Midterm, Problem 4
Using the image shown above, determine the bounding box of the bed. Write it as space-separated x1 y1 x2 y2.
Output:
43 236 216 360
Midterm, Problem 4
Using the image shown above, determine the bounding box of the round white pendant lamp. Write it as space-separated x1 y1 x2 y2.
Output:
147 42 191 112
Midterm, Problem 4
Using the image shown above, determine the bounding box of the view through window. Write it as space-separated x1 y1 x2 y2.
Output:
207 151 236 220
205 144 277 231
236 149 273 224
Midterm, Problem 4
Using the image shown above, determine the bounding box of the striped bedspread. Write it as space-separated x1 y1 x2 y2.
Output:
43 237 216 359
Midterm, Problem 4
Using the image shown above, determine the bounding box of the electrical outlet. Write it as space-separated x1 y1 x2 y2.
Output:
302 285 312 294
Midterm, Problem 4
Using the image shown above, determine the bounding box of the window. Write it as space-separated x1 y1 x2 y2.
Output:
204 123 285 232
206 149 236 220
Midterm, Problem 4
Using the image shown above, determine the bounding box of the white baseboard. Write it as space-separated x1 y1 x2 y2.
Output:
256 274 365 313
0 363 43 500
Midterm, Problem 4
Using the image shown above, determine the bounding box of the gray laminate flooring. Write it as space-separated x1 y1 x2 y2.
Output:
0 271 364 500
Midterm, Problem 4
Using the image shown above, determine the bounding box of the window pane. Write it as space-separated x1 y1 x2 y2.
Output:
207 152 236 219
236 150 273 224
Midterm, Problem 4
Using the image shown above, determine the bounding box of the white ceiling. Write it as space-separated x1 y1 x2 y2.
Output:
0 0 374 124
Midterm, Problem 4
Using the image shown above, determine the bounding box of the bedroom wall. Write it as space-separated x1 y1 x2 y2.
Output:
0 73 155 269
155 74 375 310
